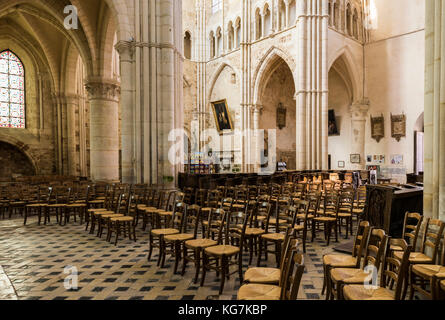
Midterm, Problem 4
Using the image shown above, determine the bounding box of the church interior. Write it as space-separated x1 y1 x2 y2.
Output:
0 0 444 302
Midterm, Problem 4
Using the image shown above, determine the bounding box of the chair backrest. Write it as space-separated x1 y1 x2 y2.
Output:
382 239 412 300
401 212 423 250
362 228 388 273
352 221 371 267
181 204 201 237
420 218 445 263
168 202 187 230
280 240 305 300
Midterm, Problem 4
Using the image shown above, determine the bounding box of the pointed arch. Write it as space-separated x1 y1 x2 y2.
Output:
253 46 297 105
328 46 361 101
206 62 240 104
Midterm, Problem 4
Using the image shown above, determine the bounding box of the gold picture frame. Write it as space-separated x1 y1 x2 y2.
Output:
211 99 234 134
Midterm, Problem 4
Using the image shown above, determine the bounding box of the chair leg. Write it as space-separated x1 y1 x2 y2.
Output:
200 253 208 287
173 241 181 274
257 238 263 267
219 255 227 295
114 221 120 246
148 233 154 261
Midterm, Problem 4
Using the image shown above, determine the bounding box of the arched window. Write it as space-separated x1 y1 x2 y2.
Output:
184 31 192 59
0 50 25 128
227 22 234 51
334 2 339 29
255 8 262 40
235 18 241 48
289 0 296 26
278 0 286 30
264 5 271 37
353 9 359 39
346 3 352 36
210 31 215 58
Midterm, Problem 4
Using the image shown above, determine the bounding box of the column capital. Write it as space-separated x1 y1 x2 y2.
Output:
252 104 263 114
350 98 370 120
85 78 121 102
115 40 135 61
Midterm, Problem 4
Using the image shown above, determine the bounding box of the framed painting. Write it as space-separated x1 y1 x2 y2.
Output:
328 110 339 136
350 154 361 164
211 99 234 134
338 161 345 168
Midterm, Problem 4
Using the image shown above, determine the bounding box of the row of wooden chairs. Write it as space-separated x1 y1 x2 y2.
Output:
322 212 445 300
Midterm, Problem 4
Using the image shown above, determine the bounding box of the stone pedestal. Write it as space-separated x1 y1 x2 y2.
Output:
85 78 120 182
350 99 370 170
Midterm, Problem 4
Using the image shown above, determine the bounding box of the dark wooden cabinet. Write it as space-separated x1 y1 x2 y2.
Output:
364 185 423 237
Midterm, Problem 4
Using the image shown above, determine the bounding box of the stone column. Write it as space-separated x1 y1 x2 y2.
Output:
85 78 120 182
115 40 136 183
295 0 329 170
424 0 445 221
350 99 370 170
65 94 80 176
252 105 263 172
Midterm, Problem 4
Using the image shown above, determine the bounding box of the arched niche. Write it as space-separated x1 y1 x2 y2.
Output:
0 140 36 179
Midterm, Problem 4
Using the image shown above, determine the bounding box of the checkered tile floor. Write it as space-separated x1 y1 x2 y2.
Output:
0 216 356 300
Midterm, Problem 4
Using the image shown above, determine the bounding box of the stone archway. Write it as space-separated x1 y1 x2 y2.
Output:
257 56 297 170
0 141 36 179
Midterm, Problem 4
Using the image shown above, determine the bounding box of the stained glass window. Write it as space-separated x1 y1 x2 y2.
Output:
0 50 25 128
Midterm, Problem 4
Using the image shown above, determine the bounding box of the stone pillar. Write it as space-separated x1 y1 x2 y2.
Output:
424 0 445 221
350 99 370 170
252 105 263 172
65 94 80 176
85 78 120 182
295 0 329 170
115 40 136 183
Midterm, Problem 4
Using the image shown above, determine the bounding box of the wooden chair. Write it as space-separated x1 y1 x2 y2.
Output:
439 279 445 299
24 187 51 226
164 205 202 274
322 221 371 296
45 186 71 225
409 231 445 300
336 189 354 239
312 192 339 245
201 209 249 294
148 201 185 267
393 218 445 299
289 200 310 253
182 208 220 284
243 227 295 285
389 212 423 254
107 208 137 246
257 201 286 268
328 228 388 300
343 240 412 300
237 239 305 300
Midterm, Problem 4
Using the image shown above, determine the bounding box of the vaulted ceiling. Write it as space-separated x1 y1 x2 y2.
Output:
0 0 119 93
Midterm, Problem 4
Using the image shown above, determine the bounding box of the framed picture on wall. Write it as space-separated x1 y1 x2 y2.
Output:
338 161 345 168
328 110 340 136
350 154 361 164
211 99 234 134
